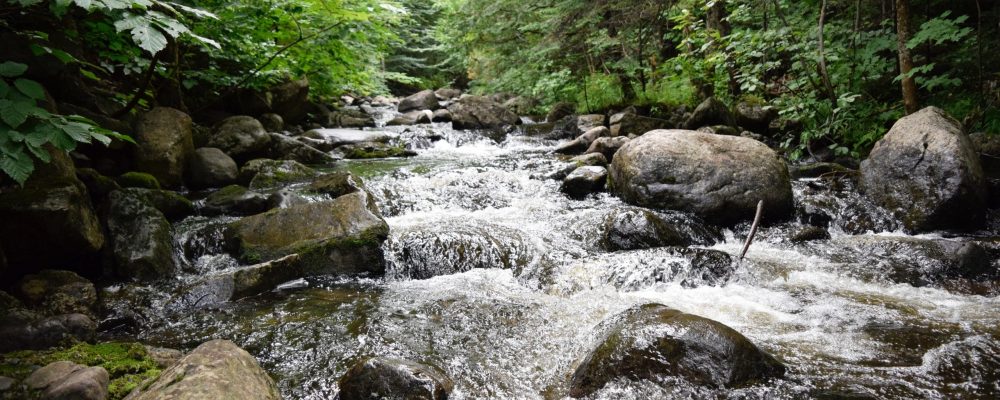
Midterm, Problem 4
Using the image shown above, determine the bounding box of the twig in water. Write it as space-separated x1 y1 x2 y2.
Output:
739 200 764 261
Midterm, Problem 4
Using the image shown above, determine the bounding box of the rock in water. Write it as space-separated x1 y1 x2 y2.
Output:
609 129 792 225
186 147 239 189
568 304 785 397
207 116 272 164
133 107 194 189
599 207 722 251
338 358 453 400
447 95 520 130
225 191 389 275
397 89 440 113
560 166 608 199
125 339 281 400
860 107 987 232
103 189 176 281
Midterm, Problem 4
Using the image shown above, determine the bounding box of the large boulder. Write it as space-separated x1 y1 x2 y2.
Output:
207 116 272 164
569 304 785 397
560 166 608 199
860 107 987 232
225 191 389 275
434 88 462 101
546 102 576 123
103 189 176 281
186 147 239 189
585 136 629 161
397 90 440 113
300 129 391 151
609 129 793 225
684 97 737 129
448 95 520 130
833 235 996 291
599 207 722 251
124 339 280 400
25 361 109 400
0 148 104 275
338 358 453 400
133 107 193 188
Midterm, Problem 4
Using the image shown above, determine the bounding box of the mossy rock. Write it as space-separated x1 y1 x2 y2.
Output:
339 143 416 159
0 342 162 400
76 168 121 202
238 159 317 190
115 172 161 190
122 188 194 222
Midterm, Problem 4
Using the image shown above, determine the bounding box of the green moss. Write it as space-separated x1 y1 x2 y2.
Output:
342 144 412 159
0 342 163 400
116 172 161 190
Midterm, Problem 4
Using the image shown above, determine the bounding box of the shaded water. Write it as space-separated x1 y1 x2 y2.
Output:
113 122 1000 399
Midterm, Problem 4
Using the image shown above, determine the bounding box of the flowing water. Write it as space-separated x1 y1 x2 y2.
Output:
107 119 1000 399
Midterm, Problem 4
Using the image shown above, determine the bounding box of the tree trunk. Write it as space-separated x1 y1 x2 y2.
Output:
895 0 919 114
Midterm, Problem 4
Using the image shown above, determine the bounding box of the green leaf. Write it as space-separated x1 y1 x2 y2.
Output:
114 12 146 32
26 142 52 163
14 79 45 100
130 25 169 54
59 121 95 143
0 81 9 98
0 99 35 128
0 149 34 185
0 62 28 78
72 0 93 9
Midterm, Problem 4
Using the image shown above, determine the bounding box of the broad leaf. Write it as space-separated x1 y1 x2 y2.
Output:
0 150 34 185
14 79 45 100
0 99 35 128
130 25 169 54
26 142 52 163
0 62 28 78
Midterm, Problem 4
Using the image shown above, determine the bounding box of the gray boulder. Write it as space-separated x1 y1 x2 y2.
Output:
338 358 453 400
585 136 630 161
561 166 608 199
186 147 238 189
432 109 452 122
610 112 671 137
569 304 785 397
599 207 722 251
104 189 176 281
577 114 606 131
207 116 272 164
267 133 334 164
448 95 520 130
860 107 987 232
201 185 272 216
125 339 280 400
133 107 193 188
26 361 108 400
684 97 737 129
301 129 391 151
609 129 793 225
327 109 375 128
259 113 283 132
238 159 317 190
569 153 608 168
398 90 440 112
554 127 610 155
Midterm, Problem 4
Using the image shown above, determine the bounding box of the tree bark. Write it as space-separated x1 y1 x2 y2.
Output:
895 0 919 114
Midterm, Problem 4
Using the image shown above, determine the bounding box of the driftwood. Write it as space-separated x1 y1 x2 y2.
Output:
739 200 764 261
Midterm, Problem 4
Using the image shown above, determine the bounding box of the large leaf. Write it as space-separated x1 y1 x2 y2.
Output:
0 99 36 128
0 62 28 78
14 79 45 100
165 1 217 19
0 149 34 186
130 25 169 54
114 12 147 32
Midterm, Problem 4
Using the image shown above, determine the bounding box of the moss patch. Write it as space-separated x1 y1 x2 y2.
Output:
0 342 163 400
116 172 161 190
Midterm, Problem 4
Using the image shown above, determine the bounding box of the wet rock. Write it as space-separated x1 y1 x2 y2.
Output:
561 166 607 199
181 254 304 304
970 132 1000 178
448 95 520 130
16 270 96 318
789 226 830 243
259 113 283 132
144 346 184 369
187 147 239 189
610 113 672 137
432 109 452 122
266 189 309 209
403 110 434 124
125 339 280 400
207 116 272 164
301 128 391 151
75 168 120 203
522 122 555 137
577 114 606 131
267 132 334 164
115 172 161 190
600 207 722 251
790 162 854 179
30 362 109 400
338 357 453 400
598 247 736 289
568 304 785 397
610 129 793 225
398 90 440 112
306 172 366 198
684 97 736 129
569 153 608 168
385 222 538 280
0 376 13 391
327 109 375 128
546 102 576 123
835 235 995 289
434 88 462 101
133 107 193 188
0 148 104 273
225 191 389 275
337 142 417 159
734 101 778 134
386 115 417 126
0 313 96 352
555 127 610 155
585 136 629 161
103 189 176 281
122 188 194 222
697 124 740 137
860 107 987 232
201 185 272 216
920 335 1000 398
238 158 317 189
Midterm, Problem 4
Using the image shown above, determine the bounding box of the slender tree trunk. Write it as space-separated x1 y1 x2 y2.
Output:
895 0 919 113
818 0 836 107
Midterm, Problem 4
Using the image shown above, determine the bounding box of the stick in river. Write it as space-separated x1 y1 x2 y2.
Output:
739 200 764 261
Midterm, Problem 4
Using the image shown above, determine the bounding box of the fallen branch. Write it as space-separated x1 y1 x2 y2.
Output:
739 200 764 261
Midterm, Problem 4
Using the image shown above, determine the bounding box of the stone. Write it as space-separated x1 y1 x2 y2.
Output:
789 226 831 243
259 113 284 132
328 109 375 128
684 97 737 129
734 101 778 134
434 88 462 100
384 221 539 280
75 168 120 203
301 129 391 151
201 185 272 216
103 189 176 281
503 96 537 115
448 95 520 130
186 147 239 189
386 115 416 126
133 107 193 188
225 191 389 275
305 172 366 198
238 159 317 189
338 358 453 400
115 172 160 190
337 142 416 159
860 107 987 232
835 235 995 289
0 313 96 352
546 102 576 123
577 114 606 131
555 127 610 155
790 162 854 179
610 113 671 137
43 366 109 400
398 90 441 112
207 116 272 164
568 304 785 397
585 136 630 161
404 110 433 124
16 270 96 317
266 133 334 165
560 166 608 199
569 153 608 168
25 360 82 390
609 129 793 225
599 207 722 251
432 109 452 122
123 188 194 222
124 339 280 400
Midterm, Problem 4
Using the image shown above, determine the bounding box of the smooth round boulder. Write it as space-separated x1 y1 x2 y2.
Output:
133 107 193 189
561 166 608 200
568 303 785 397
338 357 453 400
186 147 238 189
207 116 272 164
860 107 987 232
609 129 793 225
398 89 440 113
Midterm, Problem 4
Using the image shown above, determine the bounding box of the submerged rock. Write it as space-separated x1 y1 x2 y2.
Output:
596 247 736 290
337 142 416 159
125 339 280 400
568 304 785 397
133 107 194 189
609 129 793 225
834 235 995 290
448 95 520 130
384 221 539 280
860 107 987 232
599 207 722 251
338 357 453 400
207 116 272 164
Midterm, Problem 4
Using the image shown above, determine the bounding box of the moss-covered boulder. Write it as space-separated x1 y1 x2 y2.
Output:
103 190 176 282
568 304 785 397
0 148 104 275
305 172 366 198
238 159 317 190
338 358 453 400
133 107 194 189
225 190 388 275
124 340 280 400
15 270 96 318
115 172 160 190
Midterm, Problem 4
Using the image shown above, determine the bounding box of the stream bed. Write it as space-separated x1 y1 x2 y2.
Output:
106 122 1000 399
